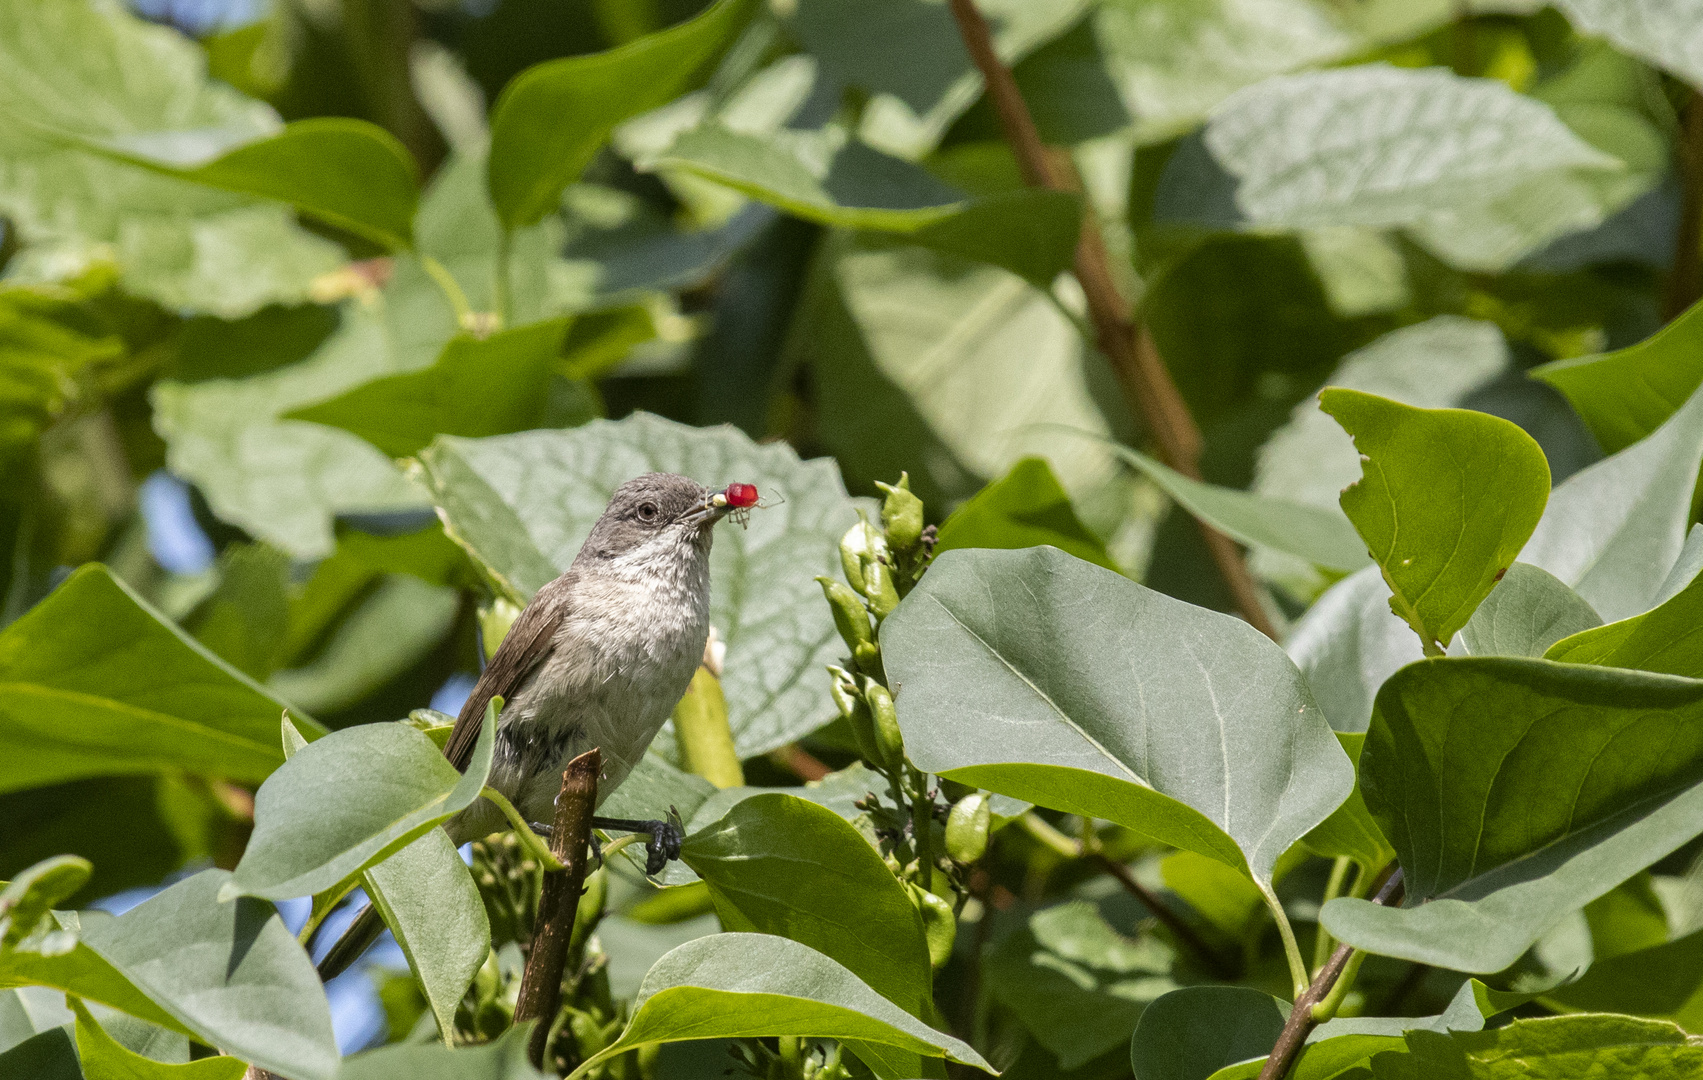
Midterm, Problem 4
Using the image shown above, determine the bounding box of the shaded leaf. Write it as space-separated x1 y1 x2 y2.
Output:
1130 986 1286 1080
1287 564 1424 734
340 1022 542 1079
286 319 570 457
576 933 991 1075
1545 925 1703 1031
0 564 311 795
1301 733 1395 874
0 1027 79 1080
70 996 244 1080
934 457 1119 572
1460 563 1602 659
1521 381 1703 621
1320 389 1551 652
487 0 753 229
882 546 1353 886
228 701 495 901
1324 657 1703 972
414 414 861 761
1379 1014 1703 1079
1546 559 1703 678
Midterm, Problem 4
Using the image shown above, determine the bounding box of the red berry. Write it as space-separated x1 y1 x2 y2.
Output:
724 482 759 508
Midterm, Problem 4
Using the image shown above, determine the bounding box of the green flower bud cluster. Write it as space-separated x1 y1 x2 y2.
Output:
728 1037 854 1080
470 831 542 952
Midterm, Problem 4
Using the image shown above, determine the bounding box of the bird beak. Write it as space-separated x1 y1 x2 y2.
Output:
684 496 733 527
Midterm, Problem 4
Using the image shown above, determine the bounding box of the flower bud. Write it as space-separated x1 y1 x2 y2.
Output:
876 473 925 552
816 576 873 652
945 792 992 863
828 666 883 765
907 881 956 969
839 518 886 594
861 677 905 771
861 555 901 619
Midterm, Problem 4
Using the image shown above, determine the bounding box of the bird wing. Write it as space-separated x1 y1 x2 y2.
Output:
442 582 568 771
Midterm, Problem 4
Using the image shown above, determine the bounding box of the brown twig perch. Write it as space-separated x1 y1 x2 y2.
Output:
514 748 601 1069
1256 867 1405 1080
944 0 1278 641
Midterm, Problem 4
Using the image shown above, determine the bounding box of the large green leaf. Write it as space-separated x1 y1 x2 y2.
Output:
64 118 419 252
882 546 1353 886
1545 925 1703 1031
1460 563 1602 659
1109 444 1371 574
1521 381 1703 621
574 933 991 1076
1301 733 1395 874
286 318 570 457
1287 565 1424 733
0 1027 78 1079
1553 1 1703 90
413 413 861 761
228 703 495 901
1545 561 1703 678
1376 1015 1703 1079
0 856 89 951
1533 299 1703 456
70 996 244 1080
363 829 489 1042
1323 657 1703 971
681 793 933 1019
0 564 311 795
1130 986 1286 1080
987 901 1177 1070
1320 389 1551 653
0 916 181 1039
340 1023 542 1079
1189 64 1639 271
934 457 1119 572
0 0 342 317
486 0 753 230
83 869 337 1080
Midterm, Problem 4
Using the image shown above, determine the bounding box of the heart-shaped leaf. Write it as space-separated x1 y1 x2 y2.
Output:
228 701 495 900
413 414 863 762
882 546 1353 888
1323 657 1703 971
1320 389 1551 653
1129 986 1287 1080
681 793 934 1019
0 565 315 796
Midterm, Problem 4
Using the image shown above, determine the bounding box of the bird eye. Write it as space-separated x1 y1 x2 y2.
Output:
636 502 659 522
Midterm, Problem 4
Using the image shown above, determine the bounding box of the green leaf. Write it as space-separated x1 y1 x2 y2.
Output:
228 700 496 900
648 126 967 232
1287 565 1424 733
1521 381 1703 621
680 793 933 1019
69 118 419 252
286 318 570 457
1195 65 1638 271
1546 560 1703 678
0 913 185 1038
907 189 1082 287
0 856 89 952
0 0 342 317
340 1023 542 1079
0 564 312 795
1130 986 1286 1080
1320 389 1551 653
934 457 1119 572
413 414 862 761
363 829 489 1042
71 996 245 1080
1533 299 1703 455
1460 563 1602 659
188 543 291 682
1552 1 1703 90
82 869 337 1080
986 901 1177 1070
1545 925 1703 1030
486 0 753 230
574 933 991 1076
1382 1015 1703 1079
1108 443 1372 574
0 1027 79 1080
1161 851 1265 943
1323 657 1703 972
1301 734 1395 874
882 546 1353 886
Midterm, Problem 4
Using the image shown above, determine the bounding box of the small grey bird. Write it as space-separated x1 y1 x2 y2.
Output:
317 472 744 980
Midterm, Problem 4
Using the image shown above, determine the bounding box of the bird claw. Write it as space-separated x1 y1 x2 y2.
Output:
590 808 685 876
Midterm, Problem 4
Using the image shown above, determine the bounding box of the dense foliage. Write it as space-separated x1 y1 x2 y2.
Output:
4 0 1703 1078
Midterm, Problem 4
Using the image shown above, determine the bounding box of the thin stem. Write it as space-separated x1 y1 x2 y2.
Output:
1310 947 1368 1024
1312 857 1353 974
494 228 513 329
1257 879 1309 1001
1016 813 1232 976
1257 867 1404 1080
514 749 601 1070
420 255 477 331
480 786 564 870
909 766 937 891
943 0 1276 641
1667 89 1703 321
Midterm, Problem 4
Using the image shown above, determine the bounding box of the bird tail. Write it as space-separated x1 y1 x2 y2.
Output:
315 902 385 982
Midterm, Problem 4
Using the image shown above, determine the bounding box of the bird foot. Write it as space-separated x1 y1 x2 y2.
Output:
591 808 685 875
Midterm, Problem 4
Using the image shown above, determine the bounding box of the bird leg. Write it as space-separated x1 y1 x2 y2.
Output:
590 809 685 875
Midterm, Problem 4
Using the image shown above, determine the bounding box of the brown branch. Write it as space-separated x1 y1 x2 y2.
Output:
514 748 601 1069
944 0 1278 641
1257 867 1405 1080
1090 853 1235 978
1666 90 1703 321
769 742 832 781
